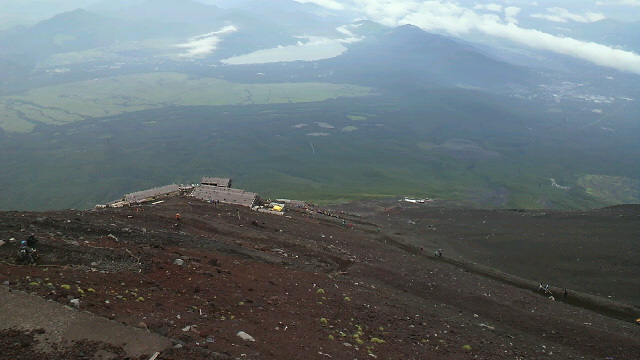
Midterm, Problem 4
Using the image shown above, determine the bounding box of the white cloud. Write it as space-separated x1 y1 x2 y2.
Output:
504 6 521 23
596 0 640 7
336 23 365 43
481 23 640 74
295 0 346 10
614 0 640 6
473 3 502 12
306 0 640 75
175 25 237 58
531 7 606 23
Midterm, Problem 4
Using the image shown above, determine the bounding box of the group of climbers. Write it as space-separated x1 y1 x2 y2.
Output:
17 233 39 264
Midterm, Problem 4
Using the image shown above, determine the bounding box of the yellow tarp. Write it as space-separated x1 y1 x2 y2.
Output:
272 205 283 211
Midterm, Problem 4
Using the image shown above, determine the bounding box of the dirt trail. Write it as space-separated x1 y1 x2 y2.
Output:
0 286 172 357
377 232 640 322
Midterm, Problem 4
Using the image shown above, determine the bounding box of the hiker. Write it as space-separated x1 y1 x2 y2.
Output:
436 249 442 258
562 288 568 300
341 219 346 227
18 241 34 264
27 233 38 250
539 283 551 294
175 213 181 221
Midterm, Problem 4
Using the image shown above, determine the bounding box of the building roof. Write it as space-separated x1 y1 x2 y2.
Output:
191 185 259 207
124 184 181 203
201 177 231 188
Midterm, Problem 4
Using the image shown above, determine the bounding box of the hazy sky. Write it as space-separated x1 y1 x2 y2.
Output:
5 0 639 22
295 0 640 21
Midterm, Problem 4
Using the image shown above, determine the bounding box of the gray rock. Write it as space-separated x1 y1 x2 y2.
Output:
70 298 80 309
237 331 255 342
173 259 185 266
0 240 5 247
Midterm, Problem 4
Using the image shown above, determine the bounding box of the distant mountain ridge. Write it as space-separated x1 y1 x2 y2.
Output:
0 9 135 55
0 7 227 57
103 0 226 23
0 9 543 93
0 5 291 58
322 25 536 91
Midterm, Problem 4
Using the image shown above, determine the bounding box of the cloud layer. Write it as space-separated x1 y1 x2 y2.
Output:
297 0 640 75
175 26 237 58
531 7 606 23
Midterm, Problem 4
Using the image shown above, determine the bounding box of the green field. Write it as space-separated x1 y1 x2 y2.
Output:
2 93 639 211
578 175 640 204
0 72 373 133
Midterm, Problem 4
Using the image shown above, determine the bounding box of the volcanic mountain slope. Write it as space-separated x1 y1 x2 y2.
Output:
0 196 638 360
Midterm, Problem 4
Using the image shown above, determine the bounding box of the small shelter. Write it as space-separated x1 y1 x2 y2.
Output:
201 177 231 188
191 178 260 207
120 184 181 204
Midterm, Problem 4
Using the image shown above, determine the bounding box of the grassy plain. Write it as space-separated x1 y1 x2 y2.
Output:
0 72 372 133
577 175 640 203
2 92 639 211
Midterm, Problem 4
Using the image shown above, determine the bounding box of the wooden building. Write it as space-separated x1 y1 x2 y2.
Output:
191 185 260 207
201 177 231 188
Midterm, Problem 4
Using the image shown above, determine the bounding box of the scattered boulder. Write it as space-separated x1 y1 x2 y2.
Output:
237 331 255 342
174 259 185 266
69 298 80 309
